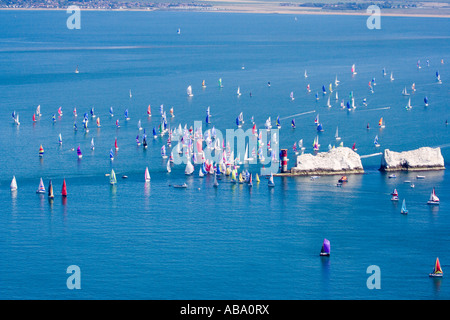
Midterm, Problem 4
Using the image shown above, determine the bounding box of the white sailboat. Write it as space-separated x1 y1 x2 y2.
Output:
402 86 410 96
405 98 412 110
290 91 295 101
185 157 194 175
237 86 241 96
335 75 340 86
390 72 395 81
335 127 341 140
145 167 151 182
10 176 18 191
187 85 193 97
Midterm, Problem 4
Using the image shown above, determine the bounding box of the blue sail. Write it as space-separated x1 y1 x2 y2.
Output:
236 117 240 126
109 107 114 115
153 127 157 136
424 96 428 104
347 101 351 110
291 119 296 128
317 123 323 132
322 85 326 93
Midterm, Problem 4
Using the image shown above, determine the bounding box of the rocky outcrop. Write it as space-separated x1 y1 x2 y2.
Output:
281 147 364 176
380 147 445 172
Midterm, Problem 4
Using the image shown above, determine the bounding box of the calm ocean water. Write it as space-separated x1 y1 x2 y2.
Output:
0 10 449 300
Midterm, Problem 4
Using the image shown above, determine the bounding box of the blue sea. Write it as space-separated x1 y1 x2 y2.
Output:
0 10 449 300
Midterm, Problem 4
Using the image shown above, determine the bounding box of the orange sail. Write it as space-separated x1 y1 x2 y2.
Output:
378 117 383 127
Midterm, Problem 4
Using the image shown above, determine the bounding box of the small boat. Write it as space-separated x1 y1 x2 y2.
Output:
304 70 308 78
115 138 119 151
388 174 396 179
248 174 253 187
58 134 63 145
110 149 114 161
77 146 82 159
124 109 130 121
161 145 168 159
405 98 412 110
110 169 117 185
378 117 385 128
129 89 132 98
145 167 151 182
374 135 380 147
36 178 46 194
416 175 426 179
429 257 443 277
352 142 357 152
424 96 429 107
335 75 340 86
213 173 219 187
48 179 54 199
147 105 152 117
58 107 63 116
91 138 95 150
185 158 194 175
187 85 193 97
436 71 442 84
39 145 44 157
400 199 408 215
218 78 223 88
202 80 206 88
10 176 17 191
255 173 260 183
237 86 242 96
75 65 79 74
291 119 296 129
167 160 171 173
173 183 188 188
351 64 357 75
427 188 440 205
391 189 399 201
290 91 294 101
109 106 114 117
402 87 410 96
306 84 311 93
338 176 347 183
335 127 341 140
276 116 281 129
390 72 394 81
317 123 323 132
320 238 330 257
268 173 275 187
32 113 36 122
61 179 67 197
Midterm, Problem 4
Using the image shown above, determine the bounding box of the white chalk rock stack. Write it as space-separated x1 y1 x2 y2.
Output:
290 147 364 175
380 147 445 171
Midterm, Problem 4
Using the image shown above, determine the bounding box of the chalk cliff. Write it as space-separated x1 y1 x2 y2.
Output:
380 147 445 172
286 147 364 175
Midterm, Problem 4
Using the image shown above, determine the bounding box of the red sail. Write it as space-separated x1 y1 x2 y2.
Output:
61 179 67 197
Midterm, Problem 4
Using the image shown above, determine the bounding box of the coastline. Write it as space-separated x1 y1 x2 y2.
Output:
1 6 450 18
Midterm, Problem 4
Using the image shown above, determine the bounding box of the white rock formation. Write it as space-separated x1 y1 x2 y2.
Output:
289 147 364 175
380 147 445 171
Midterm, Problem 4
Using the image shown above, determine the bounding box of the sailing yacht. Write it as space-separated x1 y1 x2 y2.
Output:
374 135 380 147
36 178 46 194
402 87 410 96
401 199 408 215
268 173 275 187
335 127 341 140
290 91 295 101
429 257 443 277
335 75 340 86
405 98 412 110
427 188 440 205
187 85 193 97
351 64 357 75
320 239 330 257
390 72 395 81
145 167 151 182
237 86 241 96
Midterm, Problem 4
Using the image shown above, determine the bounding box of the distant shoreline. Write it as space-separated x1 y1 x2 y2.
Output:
1 6 450 18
